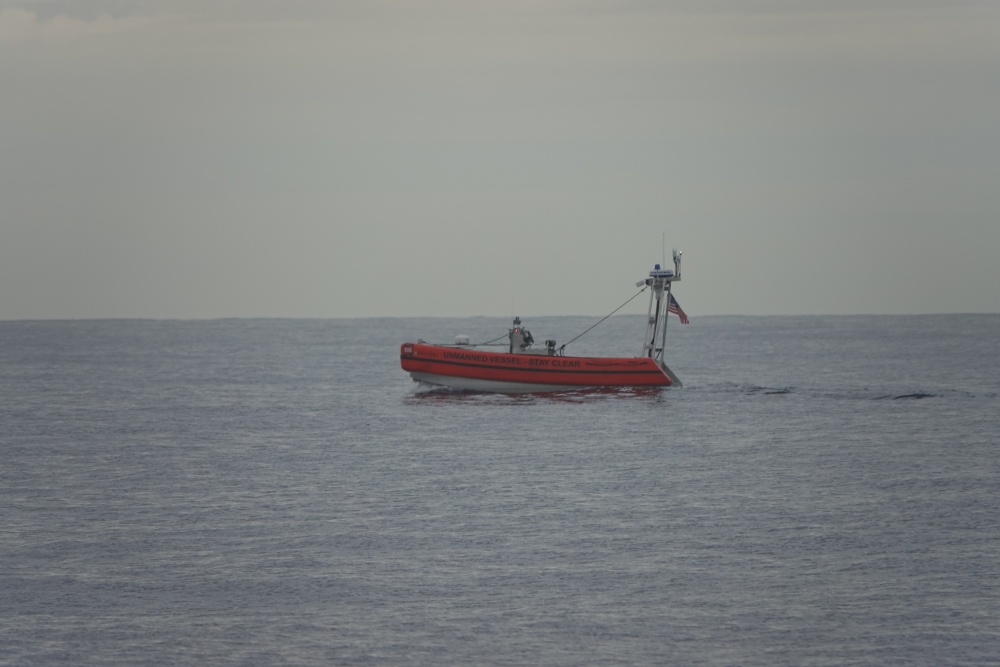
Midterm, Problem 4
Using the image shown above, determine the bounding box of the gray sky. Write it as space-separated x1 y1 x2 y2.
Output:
3 0 998 319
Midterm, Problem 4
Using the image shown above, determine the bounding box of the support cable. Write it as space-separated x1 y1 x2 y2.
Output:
559 286 648 353
473 333 510 346
437 287 647 350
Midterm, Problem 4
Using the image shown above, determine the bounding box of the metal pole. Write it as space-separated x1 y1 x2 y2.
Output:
658 282 672 362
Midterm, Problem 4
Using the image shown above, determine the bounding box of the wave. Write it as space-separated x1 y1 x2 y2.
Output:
699 382 994 402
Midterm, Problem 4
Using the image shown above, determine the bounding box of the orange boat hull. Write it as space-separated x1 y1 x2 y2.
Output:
400 343 674 393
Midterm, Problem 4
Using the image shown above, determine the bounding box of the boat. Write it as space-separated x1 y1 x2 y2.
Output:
400 250 686 393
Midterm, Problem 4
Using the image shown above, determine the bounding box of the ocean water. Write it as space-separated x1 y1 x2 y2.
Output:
1 314 998 666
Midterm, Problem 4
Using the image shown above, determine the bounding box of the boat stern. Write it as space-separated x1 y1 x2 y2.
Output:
658 361 682 388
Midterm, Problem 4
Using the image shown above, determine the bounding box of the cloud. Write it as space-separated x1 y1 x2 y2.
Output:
0 7 152 41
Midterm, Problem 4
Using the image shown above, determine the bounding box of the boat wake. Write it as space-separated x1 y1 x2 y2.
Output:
701 382 993 402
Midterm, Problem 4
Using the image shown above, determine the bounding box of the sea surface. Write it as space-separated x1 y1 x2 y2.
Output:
1 314 998 666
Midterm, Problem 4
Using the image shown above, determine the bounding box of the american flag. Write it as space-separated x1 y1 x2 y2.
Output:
668 294 689 324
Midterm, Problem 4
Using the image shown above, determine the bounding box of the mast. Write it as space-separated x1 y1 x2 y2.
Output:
640 249 681 361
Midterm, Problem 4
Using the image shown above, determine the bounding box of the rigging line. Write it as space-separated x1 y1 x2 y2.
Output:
560 286 649 352
475 332 510 346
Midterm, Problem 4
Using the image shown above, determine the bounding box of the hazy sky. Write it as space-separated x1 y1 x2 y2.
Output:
3 0 998 319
